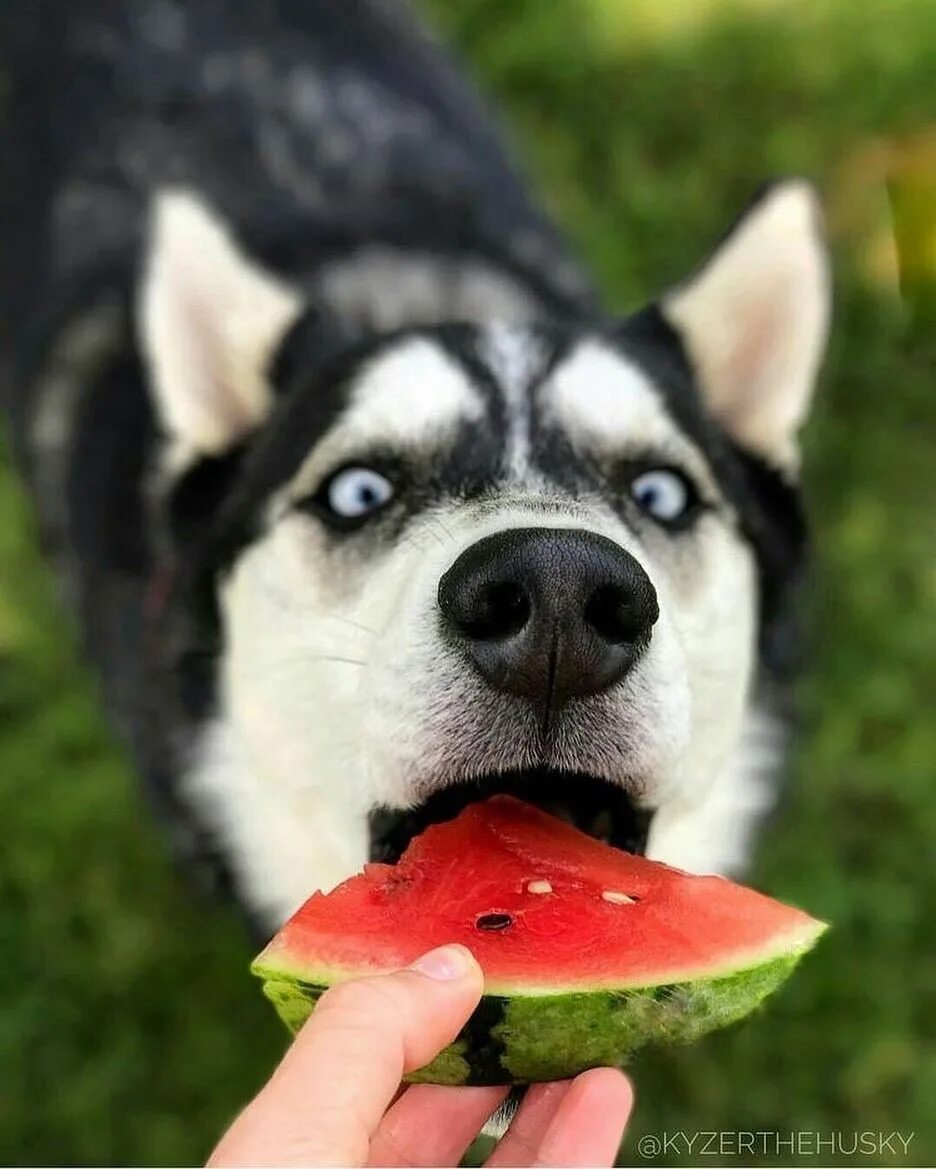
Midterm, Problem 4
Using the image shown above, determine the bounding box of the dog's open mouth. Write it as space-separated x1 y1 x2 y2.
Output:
368 769 653 863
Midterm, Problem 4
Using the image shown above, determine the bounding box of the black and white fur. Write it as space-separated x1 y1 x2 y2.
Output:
0 0 830 933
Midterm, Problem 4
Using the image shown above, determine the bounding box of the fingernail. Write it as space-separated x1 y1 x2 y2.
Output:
408 944 476 981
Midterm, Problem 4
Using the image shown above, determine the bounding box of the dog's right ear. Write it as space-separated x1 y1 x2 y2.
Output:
138 191 302 466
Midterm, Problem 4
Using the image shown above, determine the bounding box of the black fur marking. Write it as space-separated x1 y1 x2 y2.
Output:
727 448 808 681
431 322 513 432
66 339 153 576
610 306 730 469
167 447 247 550
268 307 362 397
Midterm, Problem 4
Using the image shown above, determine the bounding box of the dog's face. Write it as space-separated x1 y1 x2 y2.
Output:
140 186 829 927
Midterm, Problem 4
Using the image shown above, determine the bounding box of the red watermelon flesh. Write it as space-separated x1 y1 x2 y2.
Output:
253 795 826 1084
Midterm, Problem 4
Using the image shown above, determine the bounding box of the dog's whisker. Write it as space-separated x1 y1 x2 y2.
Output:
431 515 458 545
432 515 457 543
258 652 370 673
399 528 437 556
407 518 450 556
326 615 379 637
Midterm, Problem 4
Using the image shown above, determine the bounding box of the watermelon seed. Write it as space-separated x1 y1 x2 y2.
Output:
476 912 513 931
527 879 553 895
602 890 638 904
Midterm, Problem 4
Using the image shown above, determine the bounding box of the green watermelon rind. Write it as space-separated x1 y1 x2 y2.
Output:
251 923 825 1086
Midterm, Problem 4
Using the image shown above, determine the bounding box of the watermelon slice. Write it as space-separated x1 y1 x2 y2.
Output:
252 796 826 1085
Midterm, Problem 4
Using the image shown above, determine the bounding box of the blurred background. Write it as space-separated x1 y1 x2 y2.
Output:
1 0 934 1164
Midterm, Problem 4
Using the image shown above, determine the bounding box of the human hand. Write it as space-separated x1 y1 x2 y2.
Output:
208 943 633 1167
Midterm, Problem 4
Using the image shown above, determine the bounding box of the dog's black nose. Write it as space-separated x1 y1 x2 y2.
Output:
438 528 659 708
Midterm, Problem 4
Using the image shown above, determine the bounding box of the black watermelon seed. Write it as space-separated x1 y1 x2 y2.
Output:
476 912 513 931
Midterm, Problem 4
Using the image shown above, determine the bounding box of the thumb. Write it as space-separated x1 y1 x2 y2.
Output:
208 944 483 1167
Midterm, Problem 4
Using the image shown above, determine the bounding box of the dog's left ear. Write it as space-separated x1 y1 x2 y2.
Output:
661 180 831 470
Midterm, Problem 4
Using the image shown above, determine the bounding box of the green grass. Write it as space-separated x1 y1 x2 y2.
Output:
2 1 935 1163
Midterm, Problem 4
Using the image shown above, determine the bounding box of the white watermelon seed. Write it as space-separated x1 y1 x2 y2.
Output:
602 890 636 904
527 879 553 895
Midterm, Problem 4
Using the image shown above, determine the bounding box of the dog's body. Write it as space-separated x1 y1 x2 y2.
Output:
1 0 829 933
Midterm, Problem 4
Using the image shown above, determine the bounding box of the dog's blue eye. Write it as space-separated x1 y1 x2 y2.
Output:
324 467 394 520
630 469 694 525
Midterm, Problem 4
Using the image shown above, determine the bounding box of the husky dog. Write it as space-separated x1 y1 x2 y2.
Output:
0 0 829 933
